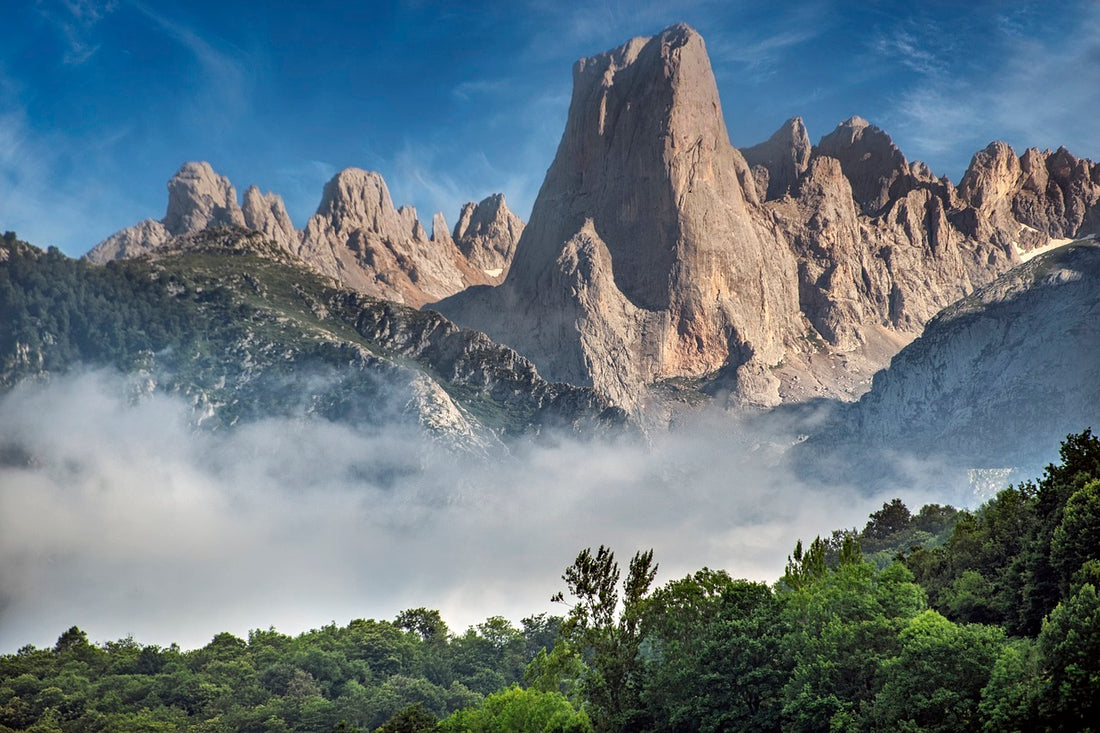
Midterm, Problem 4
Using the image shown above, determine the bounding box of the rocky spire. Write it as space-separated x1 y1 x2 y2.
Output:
741 116 812 201
163 161 246 235
435 23 802 408
86 161 247 264
814 116 911 215
298 168 494 306
242 185 297 253
452 193 524 279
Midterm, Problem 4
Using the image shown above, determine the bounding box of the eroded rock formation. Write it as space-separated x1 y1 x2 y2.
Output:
435 24 804 408
86 164 522 307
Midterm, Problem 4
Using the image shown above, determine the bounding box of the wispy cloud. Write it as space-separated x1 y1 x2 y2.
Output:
871 29 947 76
34 0 118 65
128 1 255 131
451 78 511 103
881 2 1100 178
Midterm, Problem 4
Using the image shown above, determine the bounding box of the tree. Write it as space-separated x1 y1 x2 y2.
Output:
552 546 656 731
864 498 912 540
867 610 1004 732
1050 479 1100 592
1036 583 1100 728
641 571 786 732
374 702 439 733
439 686 591 733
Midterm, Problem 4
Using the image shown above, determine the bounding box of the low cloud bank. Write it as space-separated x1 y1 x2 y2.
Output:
1 371 967 652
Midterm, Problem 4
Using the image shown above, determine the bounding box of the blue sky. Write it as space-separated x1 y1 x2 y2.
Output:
3 0 1099 258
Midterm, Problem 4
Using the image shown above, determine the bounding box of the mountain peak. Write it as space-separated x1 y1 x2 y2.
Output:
742 116 812 200
815 116 909 214
164 161 245 236
436 23 801 407
451 193 524 279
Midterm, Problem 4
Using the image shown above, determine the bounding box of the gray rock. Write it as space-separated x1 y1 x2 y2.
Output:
434 23 803 409
452 193 524 281
297 168 494 307
741 116 812 201
163 161 246 235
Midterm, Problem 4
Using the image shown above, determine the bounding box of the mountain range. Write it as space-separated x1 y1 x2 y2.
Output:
6 23 1100 474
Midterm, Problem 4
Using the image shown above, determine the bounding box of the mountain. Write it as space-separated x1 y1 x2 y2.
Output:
3 230 623 450
434 24 804 410
800 238 1100 476
433 25 1100 413
85 163 525 308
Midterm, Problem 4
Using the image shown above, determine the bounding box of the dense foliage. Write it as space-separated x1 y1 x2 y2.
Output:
4 431 1097 731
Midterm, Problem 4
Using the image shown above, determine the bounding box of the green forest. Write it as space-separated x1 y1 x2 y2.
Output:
2 430 1098 732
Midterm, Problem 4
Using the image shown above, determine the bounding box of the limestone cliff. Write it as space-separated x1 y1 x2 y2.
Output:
86 163 522 307
435 24 803 409
438 25 1100 412
452 194 525 282
814 239 1100 469
295 168 496 307
741 116 812 201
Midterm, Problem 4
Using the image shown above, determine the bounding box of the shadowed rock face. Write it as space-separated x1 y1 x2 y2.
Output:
741 116 812 201
435 23 803 409
814 116 912 216
812 240 1100 470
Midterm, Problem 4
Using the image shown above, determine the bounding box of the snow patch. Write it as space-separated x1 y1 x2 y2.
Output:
1014 237 1075 263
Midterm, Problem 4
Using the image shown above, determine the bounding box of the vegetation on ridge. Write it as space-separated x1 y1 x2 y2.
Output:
0 230 621 438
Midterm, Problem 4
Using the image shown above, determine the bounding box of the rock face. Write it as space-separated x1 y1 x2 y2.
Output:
242 185 297 252
435 24 803 408
452 194 525 282
741 116 812 201
86 218 171 262
87 163 522 307
295 168 495 307
815 239 1100 470
960 144 1100 241
87 162 268 264
163 161 246 234
436 24 1100 412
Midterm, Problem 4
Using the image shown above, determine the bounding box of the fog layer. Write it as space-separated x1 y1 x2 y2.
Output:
1 371 957 652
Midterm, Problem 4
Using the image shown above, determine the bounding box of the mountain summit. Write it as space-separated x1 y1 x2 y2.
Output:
86 164 525 308
434 24 1100 412
435 24 802 408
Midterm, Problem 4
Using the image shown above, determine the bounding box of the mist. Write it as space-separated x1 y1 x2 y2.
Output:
1 370 967 653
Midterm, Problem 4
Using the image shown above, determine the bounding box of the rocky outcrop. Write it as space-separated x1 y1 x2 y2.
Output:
242 185 297 252
813 240 1100 470
296 168 495 307
741 115 1100 403
88 162 259 264
814 116 913 216
452 194 524 282
163 161 246 234
741 116 811 201
87 163 519 308
85 218 171 263
434 24 803 409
